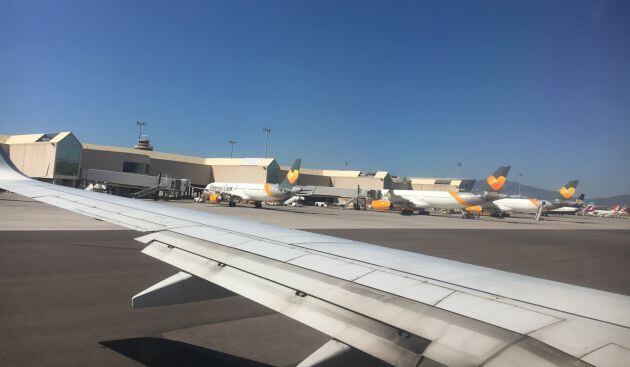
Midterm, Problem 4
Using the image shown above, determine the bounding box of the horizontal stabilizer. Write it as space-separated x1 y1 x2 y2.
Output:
132 271 233 308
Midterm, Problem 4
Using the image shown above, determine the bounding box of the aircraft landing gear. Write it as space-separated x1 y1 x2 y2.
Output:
254 201 263 209
401 209 414 215
417 210 430 216
228 201 237 207
462 211 479 219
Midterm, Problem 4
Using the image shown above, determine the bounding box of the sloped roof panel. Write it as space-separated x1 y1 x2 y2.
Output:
5 134 45 144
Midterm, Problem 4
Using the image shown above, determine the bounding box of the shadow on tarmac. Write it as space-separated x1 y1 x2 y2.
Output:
260 206 339 215
100 337 272 367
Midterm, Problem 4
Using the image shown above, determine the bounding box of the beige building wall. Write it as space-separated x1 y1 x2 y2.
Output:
81 147 150 173
211 165 268 183
294 172 333 186
410 178 463 192
279 167 333 186
331 176 386 190
278 167 392 189
149 158 212 186
411 183 457 191
8 143 57 179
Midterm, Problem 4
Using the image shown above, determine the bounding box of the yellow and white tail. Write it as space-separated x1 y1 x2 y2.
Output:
482 166 511 192
279 159 301 189
558 180 579 200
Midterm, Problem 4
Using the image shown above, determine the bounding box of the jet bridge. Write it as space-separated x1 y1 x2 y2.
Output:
81 169 191 198
298 185 370 208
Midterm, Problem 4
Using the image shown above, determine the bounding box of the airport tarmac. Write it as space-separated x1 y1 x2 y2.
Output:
1 192 629 366
165 201 630 230
2 192 628 231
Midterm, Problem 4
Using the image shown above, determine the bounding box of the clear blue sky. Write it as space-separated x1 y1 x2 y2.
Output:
1 0 628 197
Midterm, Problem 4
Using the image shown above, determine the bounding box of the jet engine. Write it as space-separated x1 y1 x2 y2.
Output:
371 199 392 211
209 193 223 204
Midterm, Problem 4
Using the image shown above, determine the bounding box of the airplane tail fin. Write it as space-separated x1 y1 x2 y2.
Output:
480 165 511 192
279 158 301 189
576 193 585 204
557 180 579 200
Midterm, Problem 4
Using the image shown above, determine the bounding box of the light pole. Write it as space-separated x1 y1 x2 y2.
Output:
229 140 237 158
518 173 523 197
136 121 147 142
263 128 271 158
457 161 462 179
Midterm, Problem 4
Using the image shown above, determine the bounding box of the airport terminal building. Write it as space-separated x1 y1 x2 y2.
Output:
0 131 471 200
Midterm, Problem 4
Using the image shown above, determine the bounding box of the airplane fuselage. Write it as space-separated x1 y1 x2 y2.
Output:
383 189 488 210
205 182 293 203
493 198 553 214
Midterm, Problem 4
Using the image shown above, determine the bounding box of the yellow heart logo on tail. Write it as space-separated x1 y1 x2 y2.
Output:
287 169 299 185
559 186 575 199
486 175 506 191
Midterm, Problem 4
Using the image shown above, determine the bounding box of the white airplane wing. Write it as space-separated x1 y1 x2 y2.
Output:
1 152 629 367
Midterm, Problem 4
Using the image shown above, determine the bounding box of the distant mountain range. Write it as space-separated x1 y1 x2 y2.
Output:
472 180 630 206
586 195 630 207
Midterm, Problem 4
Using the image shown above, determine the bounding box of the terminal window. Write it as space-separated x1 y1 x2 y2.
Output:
54 138 81 177
123 161 148 174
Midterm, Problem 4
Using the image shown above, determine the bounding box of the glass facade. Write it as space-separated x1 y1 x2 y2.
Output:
54 135 81 177
123 161 148 174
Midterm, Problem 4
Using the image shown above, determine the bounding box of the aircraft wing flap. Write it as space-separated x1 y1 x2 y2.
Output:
483 337 591 367
170 225 254 246
530 317 630 359
140 238 429 367
436 292 563 335
136 230 592 367
287 254 374 281
581 344 630 367
355 270 455 305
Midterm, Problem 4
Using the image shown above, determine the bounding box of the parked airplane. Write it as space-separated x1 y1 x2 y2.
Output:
204 158 302 208
372 165 511 217
1 150 629 366
585 204 625 217
491 180 580 216
544 193 585 215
